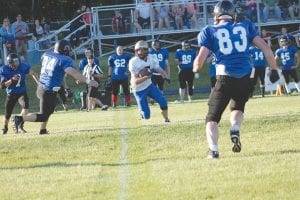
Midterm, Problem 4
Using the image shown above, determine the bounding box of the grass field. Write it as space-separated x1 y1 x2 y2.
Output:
0 94 299 199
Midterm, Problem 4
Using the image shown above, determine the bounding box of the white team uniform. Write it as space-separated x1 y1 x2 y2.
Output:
129 54 160 92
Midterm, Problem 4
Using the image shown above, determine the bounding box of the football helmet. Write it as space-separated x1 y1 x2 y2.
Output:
152 39 160 50
214 0 235 23
135 40 148 59
279 36 290 47
85 48 93 57
7 53 20 70
54 39 71 56
182 40 191 51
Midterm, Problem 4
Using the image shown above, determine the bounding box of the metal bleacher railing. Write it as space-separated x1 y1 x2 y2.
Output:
1 0 299 65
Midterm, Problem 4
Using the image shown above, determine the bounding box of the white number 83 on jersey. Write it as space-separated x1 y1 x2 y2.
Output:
217 26 248 55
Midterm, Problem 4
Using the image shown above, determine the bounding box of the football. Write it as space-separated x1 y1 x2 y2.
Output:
138 67 151 77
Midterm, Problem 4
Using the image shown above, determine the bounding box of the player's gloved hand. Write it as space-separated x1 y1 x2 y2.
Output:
164 78 171 84
10 75 20 85
269 69 279 83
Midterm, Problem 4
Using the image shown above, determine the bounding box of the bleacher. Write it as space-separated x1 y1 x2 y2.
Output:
1 0 299 65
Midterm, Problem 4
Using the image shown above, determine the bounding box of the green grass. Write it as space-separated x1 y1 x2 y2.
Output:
0 95 300 199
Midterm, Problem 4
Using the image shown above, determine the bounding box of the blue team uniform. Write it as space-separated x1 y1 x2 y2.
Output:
79 57 99 71
149 48 169 72
108 53 131 80
198 19 259 78
0 63 30 94
275 45 298 70
249 46 267 68
40 51 74 90
175 49 196 70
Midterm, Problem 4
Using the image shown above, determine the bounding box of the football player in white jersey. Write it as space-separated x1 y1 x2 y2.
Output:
129 40 170 122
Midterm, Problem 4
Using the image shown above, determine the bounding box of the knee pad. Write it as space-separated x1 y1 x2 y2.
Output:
35 113 51 122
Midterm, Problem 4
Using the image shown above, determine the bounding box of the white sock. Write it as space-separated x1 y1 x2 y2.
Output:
231 124 240 132
210 145 218 152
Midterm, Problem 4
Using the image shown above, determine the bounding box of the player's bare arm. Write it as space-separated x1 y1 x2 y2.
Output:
253 36 278 70
65 67 98 87
193 46 210 72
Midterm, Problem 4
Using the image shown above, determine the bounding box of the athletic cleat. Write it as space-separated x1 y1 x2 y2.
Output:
231 130 242 153
19 123 27 133
39 129 49 135
207 149 219 159
12 116 23 133
2 126 8 134
164 117 170 123
101 105 109 110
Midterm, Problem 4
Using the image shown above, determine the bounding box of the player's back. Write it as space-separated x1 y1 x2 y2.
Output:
198 19 258 78
40 51 73 90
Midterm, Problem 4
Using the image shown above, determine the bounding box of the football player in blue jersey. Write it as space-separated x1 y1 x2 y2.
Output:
175 40 196 102
0 53 39 134
275 36 300 93
206 52 216 89
108 46 132 107
11 40 99 135
193 0 279 159
149 40 170 92
249 45 267 97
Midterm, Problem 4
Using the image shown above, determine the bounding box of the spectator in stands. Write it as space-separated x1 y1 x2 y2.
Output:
32 19 45 41
42 17 51 35
112 10 127 34
0 18 16 55
108 46 132 107
183 0 198 29
175 40 196 103
286 0 299 20
134 0 152 32
169 3 185 30
277 0 296 20
82 7 92 37
153 0 171 30
244 0 258 22
261 29 272 47
12 14 29 61
70 4 85 48
261 0 282 22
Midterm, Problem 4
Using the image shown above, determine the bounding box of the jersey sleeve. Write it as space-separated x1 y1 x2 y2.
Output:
129 59 139 75
275 49 280 57
197 26 213 50
247 20 259 42
108 55 114 68
23 63 31 74
61 57 74 71
175 50 181 61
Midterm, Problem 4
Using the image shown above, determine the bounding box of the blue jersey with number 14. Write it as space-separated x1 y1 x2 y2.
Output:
198 19 259 78
249 46 266 68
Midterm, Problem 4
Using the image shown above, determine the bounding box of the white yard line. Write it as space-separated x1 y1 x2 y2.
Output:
119 110 129 200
